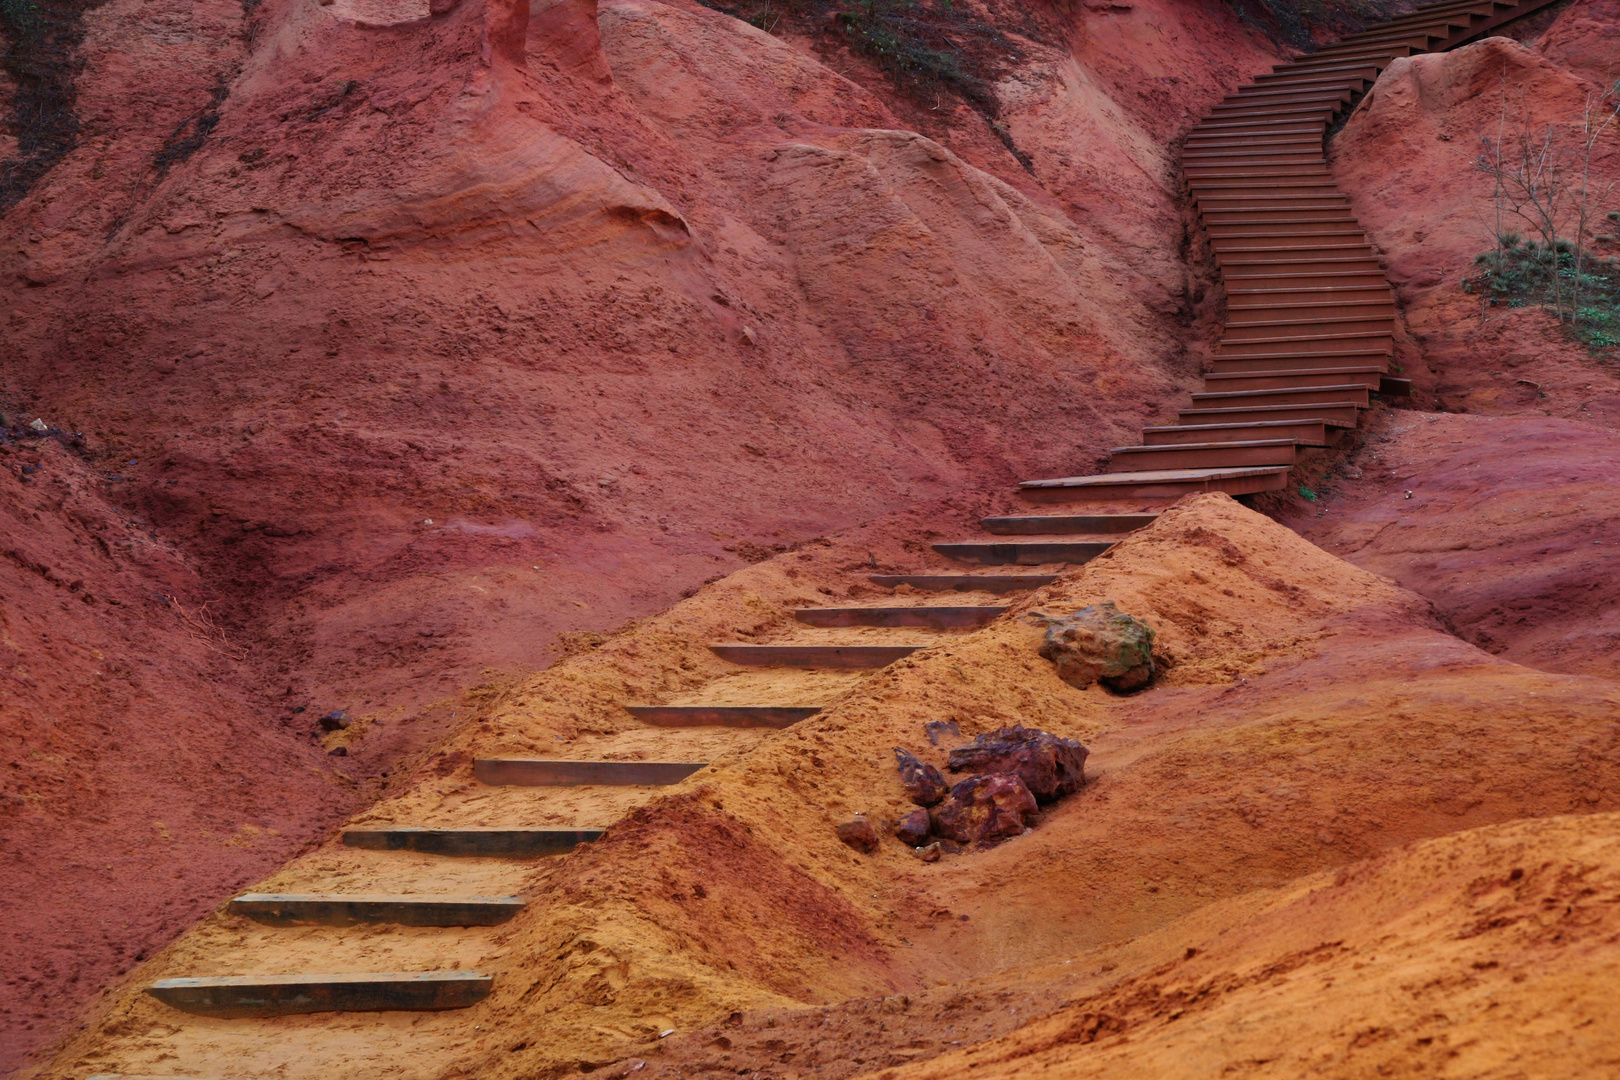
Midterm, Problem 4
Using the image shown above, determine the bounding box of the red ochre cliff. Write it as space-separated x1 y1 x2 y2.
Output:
3 0 1619 1074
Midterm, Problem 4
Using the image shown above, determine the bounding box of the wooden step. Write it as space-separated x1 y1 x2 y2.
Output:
1379 375 1415 395
1108 439 1299 472
1226 282 1393 299
794 606 1008 628
1201 206 1353 219
1215 331 1393 356
1203 367 1385 391
1178 402 1363 426
1223 315 1393 340
1223 269 1389 289
711 645 921 668
1271 47 1413 72
1193 111 1333 131
1224 80 1363 101
1186 126 1323 142
868 574 1058 592
1252 62 1381 84
1019 466 1292 502
1210 349 1393 372
1191 384 1372 409
931 541 1113 565
1141 418 1332 447
473 760 707 786
1186 161 1337 178
1207 220 1363 238
1227 293 1394 317
342 827 602 857
1209 93 1350 114
227 893 525 927
625 705 820 728
1216 256 1383 275
979 513 1159 534
146 971 492 1017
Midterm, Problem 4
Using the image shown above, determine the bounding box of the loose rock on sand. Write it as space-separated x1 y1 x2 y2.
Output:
946 724 1089 803
1034 601 1156 692
893 747 948 806
931 774 1039 844
835 816 879 854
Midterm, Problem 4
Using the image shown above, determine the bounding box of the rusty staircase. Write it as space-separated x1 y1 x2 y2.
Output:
1017 0 1567 504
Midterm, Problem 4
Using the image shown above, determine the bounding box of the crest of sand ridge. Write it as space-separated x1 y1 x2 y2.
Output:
863 811 1620 1080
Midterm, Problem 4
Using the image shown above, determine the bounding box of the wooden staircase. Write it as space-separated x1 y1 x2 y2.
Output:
1017 0 1567 503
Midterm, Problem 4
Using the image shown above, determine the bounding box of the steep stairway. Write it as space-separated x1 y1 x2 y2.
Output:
84 0 1568 1069
1018 0 1567 503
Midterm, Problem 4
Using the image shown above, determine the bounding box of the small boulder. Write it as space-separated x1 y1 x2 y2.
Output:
1035 601 1155 692
836 816 879 854
946 724 1088 803
915 842 942 863
895 808 932 847
931 773 1038 844
893 747 948 807
319 710 351 731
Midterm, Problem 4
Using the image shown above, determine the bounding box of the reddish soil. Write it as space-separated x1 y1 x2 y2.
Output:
0 427 366 1062
1294 410 1620 681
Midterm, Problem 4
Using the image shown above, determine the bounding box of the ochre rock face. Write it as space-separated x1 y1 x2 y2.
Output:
1329 32 1620 421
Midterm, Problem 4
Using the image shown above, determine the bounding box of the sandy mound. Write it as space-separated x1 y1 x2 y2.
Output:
38 494 1620 1080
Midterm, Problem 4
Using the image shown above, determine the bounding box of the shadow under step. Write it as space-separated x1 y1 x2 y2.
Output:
474 760 706 786
625 705 819 728
227 893 525 927
932 541 1112 565
979 513 1159 534
711 645 920 668
1109 439 1300 472
1020 466 1292 501
869 574 1058 592
795 606 1007 628
146 971 492 1018
343 827 603 857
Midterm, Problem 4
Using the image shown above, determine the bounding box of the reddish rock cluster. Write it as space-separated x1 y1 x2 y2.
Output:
844 726 1089 854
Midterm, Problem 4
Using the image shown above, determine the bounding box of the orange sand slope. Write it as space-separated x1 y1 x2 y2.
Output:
37 493 1620 1079
869 810 1620 1080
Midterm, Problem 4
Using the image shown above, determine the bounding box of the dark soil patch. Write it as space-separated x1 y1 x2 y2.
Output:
0 0 105 211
